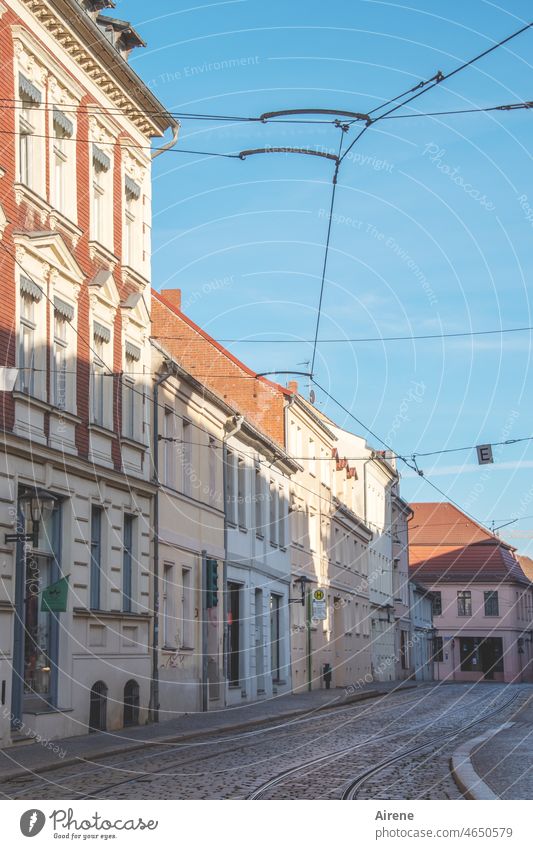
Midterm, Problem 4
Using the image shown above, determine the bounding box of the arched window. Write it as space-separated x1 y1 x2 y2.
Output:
89 681 107 732
123 679 140 727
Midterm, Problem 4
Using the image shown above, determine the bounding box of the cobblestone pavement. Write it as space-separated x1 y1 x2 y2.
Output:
1 684 530 800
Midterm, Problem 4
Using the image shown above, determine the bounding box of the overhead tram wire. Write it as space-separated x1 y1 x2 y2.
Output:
2 234 530 524
310 129 345 377
155 324 533 344
0 126 241 159
370 20 533 124
311 378 505 536
304 21 533 378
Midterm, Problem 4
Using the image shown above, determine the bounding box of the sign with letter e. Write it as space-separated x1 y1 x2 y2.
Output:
476 444 493 465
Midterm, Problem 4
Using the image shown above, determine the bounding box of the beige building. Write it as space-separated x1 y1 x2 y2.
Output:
287 392 373 692
331 429 398 683
151 341 227 717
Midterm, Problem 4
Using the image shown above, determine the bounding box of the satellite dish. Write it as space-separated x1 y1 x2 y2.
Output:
309 389 316 404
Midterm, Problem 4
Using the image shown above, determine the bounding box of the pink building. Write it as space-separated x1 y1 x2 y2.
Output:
409 503 533 684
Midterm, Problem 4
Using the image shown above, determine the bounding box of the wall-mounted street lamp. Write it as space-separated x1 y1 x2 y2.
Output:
289 575 313 606
5 487 58 547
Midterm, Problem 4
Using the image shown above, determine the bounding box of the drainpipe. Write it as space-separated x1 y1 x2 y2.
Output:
151 122 180 160
150 368 173 723
221 415 244 700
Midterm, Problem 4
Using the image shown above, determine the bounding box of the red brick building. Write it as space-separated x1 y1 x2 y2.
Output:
0 0 177 746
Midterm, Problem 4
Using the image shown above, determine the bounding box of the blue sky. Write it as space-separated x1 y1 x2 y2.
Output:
123 0 533 552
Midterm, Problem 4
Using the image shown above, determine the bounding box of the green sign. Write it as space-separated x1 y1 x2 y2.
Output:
41 575 69 613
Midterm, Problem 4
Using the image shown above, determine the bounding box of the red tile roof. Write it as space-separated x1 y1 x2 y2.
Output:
518 555 533 582
409 502 530 586
409 501 508 547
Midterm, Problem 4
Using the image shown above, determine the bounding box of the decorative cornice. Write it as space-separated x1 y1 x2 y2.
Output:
21 0 177 138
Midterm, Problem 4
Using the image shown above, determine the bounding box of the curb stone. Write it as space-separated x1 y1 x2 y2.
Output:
451 723 515 800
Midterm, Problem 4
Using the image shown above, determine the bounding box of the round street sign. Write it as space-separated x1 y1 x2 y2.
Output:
313 588 325 602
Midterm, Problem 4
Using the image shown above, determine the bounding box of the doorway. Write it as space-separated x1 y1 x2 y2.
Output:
227 582 241 687
89 681 108 732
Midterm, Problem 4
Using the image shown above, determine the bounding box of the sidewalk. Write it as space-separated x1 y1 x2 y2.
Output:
0 680 422 782
469 694 533 800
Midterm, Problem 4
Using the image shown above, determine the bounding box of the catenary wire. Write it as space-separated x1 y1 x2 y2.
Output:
155 324 533 344
369 21 533 124
310 131 344 376
0 127 241 158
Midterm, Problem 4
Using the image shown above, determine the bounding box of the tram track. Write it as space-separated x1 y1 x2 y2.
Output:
2 684 451 799
248 690 522 800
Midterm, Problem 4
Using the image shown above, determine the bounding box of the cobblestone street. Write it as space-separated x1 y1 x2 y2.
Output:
1 684 530 801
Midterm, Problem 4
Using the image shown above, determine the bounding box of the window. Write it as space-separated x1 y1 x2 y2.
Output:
162 563 176 648
334 527 341 564
484 590 499 617
122 345 140 440
432 591 442 617
124 177 141 267
270 594 282 681
92 326 110 426
237 457 247 529
181 420 192 496
52 108 73 213
400 630 409 669
19 105 33 186
90 506 102 610
320 446 331 488
92 144 111 244
457 590 472 617
460 636 504 674
254 468 263 536
227 582 241 686
122 514 134 613
295 425 302 458
278 485 286 548
433 636 444 663
18 290 37 395
163 408 175 488
208 437 217 506
181 567 193 648
309 511 317 552
269 480 277 546
308 438 315 476
52 308 68 409
225 450 236 524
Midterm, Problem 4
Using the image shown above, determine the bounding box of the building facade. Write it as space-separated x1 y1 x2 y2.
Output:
0 0 177 746
151 294 298 708
409 581 434 682
332 428 398 683
392 490 414 680
410 502 533 684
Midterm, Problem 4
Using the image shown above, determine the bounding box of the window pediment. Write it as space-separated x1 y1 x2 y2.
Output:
89 269 120 313
120 291 149 335
12 231 84 288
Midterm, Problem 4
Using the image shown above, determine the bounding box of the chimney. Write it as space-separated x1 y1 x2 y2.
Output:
161 289 181 311
287 380 299 395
